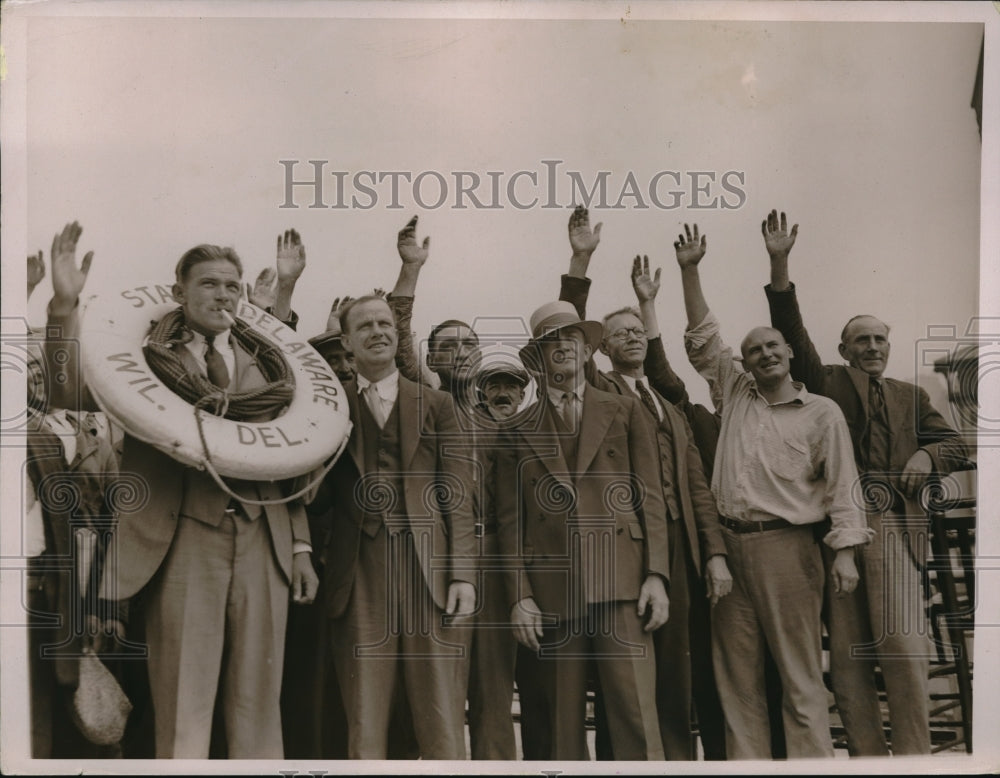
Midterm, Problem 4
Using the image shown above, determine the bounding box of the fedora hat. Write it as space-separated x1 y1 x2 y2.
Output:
518 301 604 372
522 300 603 350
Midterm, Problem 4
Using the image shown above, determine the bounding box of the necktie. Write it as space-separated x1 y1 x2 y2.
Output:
869 378 885 419
204 335 230 389
867 377 890 473
362 385 386 429
635 379 662 423
557 391 577 429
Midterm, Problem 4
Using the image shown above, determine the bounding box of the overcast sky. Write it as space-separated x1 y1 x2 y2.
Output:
9 6 986 412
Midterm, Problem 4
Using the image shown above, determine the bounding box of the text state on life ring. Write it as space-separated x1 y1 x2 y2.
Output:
79 286 351 481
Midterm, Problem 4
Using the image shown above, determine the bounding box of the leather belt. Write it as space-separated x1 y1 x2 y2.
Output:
720 515 793 534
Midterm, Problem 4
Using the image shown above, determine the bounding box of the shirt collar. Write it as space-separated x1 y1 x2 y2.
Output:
357 370 399 397
749 379 809 406
620 374 648 394
544 378 586 408
189 328 232 350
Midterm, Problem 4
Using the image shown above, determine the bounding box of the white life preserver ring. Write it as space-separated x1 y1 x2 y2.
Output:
78 284 352 481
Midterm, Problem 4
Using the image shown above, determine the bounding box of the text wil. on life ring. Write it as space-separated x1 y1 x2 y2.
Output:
79 284 352 481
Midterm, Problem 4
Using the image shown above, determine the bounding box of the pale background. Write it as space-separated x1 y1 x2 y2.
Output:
14 11 984 413
2 1 997 775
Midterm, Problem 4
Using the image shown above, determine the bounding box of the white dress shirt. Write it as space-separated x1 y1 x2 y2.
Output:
184 328 235 380
357 370 400 426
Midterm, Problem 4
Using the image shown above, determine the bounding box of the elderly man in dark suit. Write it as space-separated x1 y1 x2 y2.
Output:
555 207 733 760
312 294 477 760
497 299 671 761
762 209 970 756
43 223 319 759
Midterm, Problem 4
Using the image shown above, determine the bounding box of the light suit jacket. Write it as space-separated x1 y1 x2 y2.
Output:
44 305 310 602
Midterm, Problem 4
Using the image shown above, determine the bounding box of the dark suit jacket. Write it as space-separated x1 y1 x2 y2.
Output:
496 386 670 622
313 375 477 618
45 305 311 602
600 372 726 576
765 283 970 475
557 274 726 574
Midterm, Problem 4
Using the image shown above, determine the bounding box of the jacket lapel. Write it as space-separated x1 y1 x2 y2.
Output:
883 379 907 451
846 365 872 414
574 389 617 477
522 399 573 489
398 376 424 469
343 379 364 474
232 337 266 390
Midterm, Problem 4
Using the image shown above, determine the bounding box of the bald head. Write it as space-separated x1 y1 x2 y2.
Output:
740 326 793 388
740 327 786 359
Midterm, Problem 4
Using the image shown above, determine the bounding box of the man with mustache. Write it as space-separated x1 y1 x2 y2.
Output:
762 209 970 756
674 222 873 759
477 365 529 421
310 292 477 759
43 225 319 758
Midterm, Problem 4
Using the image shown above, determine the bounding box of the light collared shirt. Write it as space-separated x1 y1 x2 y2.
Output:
184 328 235 381
44 408 78 465
621 374 664 422
545 379 587 428
357 370 400 424
684 311 873 550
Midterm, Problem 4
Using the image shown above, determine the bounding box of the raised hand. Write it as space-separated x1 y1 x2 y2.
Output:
674 223 706 269
247 266 277 309
27 251 46 298
50 221 94 312
325 296 353 331
397 215 429 267
276 228 307 284
568 204 602 256
761 209 798 258
630 254 661 304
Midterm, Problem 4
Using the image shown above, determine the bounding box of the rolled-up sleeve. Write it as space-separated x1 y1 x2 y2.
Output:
683 311 738 414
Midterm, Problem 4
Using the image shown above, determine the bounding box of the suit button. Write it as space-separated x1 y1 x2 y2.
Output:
617 527 624 535
539 514 546 522
607 449 616 457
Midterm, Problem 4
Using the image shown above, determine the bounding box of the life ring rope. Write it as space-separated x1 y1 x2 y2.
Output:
81 293 351 481
195 402 351 506
144 307 295 420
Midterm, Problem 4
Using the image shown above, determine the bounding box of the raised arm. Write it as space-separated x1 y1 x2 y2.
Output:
760 209 828 391
387 215 436 387
676 224 738 413
272 228 306 325
558 205 606 388
247 266 277 310
27 251 46 299
675 224 709 329
631 254 690 406
45 222 98 412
